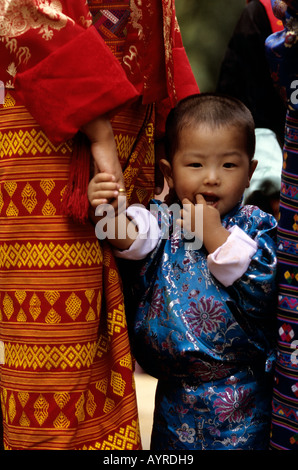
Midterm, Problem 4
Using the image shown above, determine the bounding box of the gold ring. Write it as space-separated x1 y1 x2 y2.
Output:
118 188 126 192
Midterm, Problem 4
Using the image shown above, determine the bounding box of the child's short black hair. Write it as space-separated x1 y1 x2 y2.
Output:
165 93 256 162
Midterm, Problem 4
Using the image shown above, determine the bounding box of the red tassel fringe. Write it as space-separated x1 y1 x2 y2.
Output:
60 131 91 224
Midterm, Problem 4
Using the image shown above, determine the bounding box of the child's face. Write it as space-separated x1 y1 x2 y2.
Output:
161 124 257 217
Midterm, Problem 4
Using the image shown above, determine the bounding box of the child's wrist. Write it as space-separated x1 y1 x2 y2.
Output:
203 226 230 254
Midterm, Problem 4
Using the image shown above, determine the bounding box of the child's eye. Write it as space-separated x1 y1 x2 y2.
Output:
188 163 202 168
223 162 236 168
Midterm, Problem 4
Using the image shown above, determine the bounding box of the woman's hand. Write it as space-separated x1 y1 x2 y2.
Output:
82 115 125 189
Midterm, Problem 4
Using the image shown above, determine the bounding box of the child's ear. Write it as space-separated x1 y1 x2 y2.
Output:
159 159 174 189
246 159 258 187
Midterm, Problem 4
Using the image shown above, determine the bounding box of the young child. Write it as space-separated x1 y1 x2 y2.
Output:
88 93 277 450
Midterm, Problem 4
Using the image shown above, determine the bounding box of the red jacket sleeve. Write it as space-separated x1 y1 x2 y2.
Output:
14 25 139 144
13 0 198 144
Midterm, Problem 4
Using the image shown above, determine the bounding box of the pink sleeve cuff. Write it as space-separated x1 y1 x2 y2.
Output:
207 225 257 287
114 205 160 260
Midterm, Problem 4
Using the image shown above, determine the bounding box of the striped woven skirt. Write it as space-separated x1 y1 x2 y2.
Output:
0 92 154 449
270 110 298 449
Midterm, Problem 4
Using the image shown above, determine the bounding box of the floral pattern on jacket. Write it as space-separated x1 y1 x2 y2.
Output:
132 200 277 450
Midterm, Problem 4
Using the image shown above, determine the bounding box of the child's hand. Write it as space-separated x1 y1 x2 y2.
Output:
88 172 121 208
88 173 136 251
195 194 222 235
179 194 229 253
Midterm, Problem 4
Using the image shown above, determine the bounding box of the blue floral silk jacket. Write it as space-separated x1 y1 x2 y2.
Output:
133 201 277 450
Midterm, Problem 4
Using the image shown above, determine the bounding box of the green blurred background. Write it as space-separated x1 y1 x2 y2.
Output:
175 0 246 92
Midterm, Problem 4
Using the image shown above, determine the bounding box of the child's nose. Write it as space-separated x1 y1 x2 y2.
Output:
203 169 219 185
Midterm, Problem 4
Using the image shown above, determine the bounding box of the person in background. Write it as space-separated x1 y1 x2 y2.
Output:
217 0 286 219
88 93 277 450
265 0 298 450
0 0 198 450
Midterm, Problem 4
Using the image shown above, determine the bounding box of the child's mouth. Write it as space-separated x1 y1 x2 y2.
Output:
202 194 219 206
